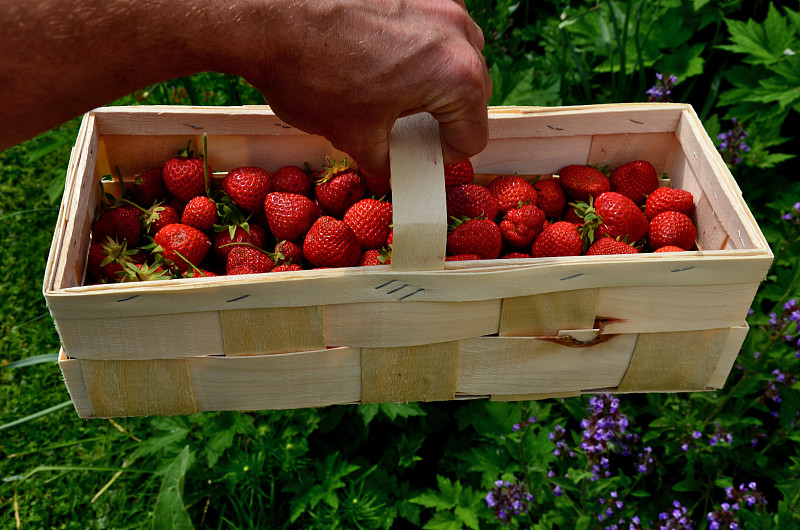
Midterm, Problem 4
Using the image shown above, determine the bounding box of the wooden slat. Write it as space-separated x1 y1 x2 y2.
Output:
58 350 94 418
361 342 460 403
595 283 760 334
326 300 500 347
388 113 447 271
80 358 196 417
457 335 636 396
707 324 749 389
587 132 679 174
499 289 599 336
57 311 224 360
220 306 325 356
616 327 733 392
491 390 581 401
189 347 361 410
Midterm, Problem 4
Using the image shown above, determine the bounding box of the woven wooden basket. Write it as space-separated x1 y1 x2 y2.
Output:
44 104 773 419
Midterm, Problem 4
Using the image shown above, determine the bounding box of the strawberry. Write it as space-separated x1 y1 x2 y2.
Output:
275 239 304 266
92 203 142 246
444 159 474 192
562 205 583 225
533 178 568 219
531 221 584 258
446 184 500 221
87 237 139 283
314 159 365 217
446 218 502 260
184 267 220 278
609 160 659 205
264 192 320 242
644 186 694 220
502 252 532 259
181 195 219 232
488 175 538 213
119 261 172 282
213 224 268 260
221 166 272 213
586 237 640 256
142 203 180 235
577 192 649 245
359 248 391 266
272 165 313 196
343 198 393 250
163 152 209 202
226 245 276 275
303 216 361 268
558 165 611 202
499 204 546 248
653 245 687 253
445 254 482 261
362 172 392 198
647 211 696 251
130 167 167 206
270 263 304 272
154 223 212 272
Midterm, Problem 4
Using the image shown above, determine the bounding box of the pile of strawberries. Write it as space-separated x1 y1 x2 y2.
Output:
86 141 697 284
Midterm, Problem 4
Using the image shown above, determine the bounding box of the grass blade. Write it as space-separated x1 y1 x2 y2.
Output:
0 401 72 431
3 353 59 370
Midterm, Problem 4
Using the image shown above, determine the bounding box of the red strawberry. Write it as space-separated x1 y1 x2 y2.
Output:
444 159 474 192
446 184 500 221
610 160 659 205
303 216 361 268
119 261 172 282
92 204 142 246
531 221 584 258
647 211 696 251
87 237 138 283
142 203 180 235
314 159 365 218
184 267 220 278
275 239 304 266
644 186 694 220
533 178 568 219
362 172 392 198
221 166 272 213
586 237 640 256
445 254 482 261
213 224 268 260
359 248 391 266
272 165 313 196
264 192 320 242
181 196 219 232
226 245 276 275
488 175 538 213
558 165 611 202
446 218 502 260
653 245 687 253
270 263 304 272
579 192 649 244
130 167 167 206
163 154 209 202
154 223 212 272
502 252 532 259
343 198 393 250
562 205 583 225
499 204 546 248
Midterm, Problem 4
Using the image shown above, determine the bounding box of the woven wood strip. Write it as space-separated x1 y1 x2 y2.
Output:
499 289 599 337
616 328 731 392
80 358 196 417
220 306 325 356
361 342 460 403
490 390 581 402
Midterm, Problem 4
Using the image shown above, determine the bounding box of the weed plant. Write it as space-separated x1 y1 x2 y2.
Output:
2 1 800 528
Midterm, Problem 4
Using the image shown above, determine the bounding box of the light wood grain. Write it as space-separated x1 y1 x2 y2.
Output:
499 289 599 336
707 324 749 389
388 113 447 271
220 306 325 355
58 350 94 418
361 342 460 403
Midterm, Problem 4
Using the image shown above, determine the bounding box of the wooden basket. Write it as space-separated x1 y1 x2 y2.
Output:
44 104 773 419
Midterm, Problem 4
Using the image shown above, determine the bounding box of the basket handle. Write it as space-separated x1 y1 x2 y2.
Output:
388 113 447 271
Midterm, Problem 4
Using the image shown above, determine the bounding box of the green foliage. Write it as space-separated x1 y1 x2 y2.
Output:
3 1 800 528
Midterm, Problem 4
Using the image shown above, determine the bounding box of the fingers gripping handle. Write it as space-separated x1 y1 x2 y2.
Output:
388 113 447 271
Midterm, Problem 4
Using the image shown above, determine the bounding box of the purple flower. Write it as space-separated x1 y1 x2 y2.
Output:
647 72 679 102
717 118 750 167
580 394 630 479
486 478 534 524
656 501 693 529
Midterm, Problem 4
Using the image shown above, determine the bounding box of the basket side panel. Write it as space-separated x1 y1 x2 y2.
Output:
707 324 749 389
499 289 599 336
189 347 361 410
220 306 325 355
58 350 95 418
361 342 460 403
587 132 678 173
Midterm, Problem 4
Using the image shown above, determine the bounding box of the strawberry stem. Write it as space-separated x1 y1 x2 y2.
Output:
202 133 210 195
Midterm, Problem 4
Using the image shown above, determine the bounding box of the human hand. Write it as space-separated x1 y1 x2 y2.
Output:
234 0 492 177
